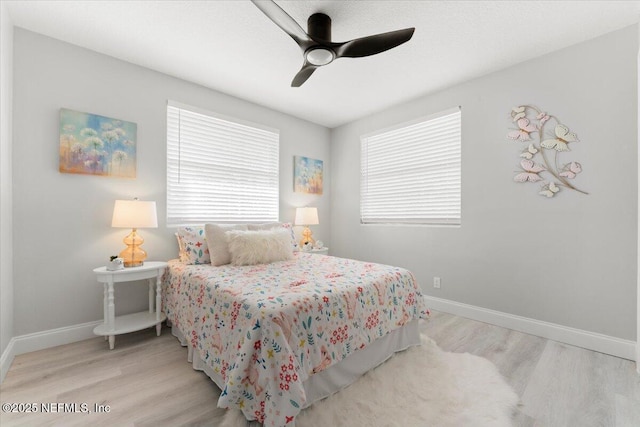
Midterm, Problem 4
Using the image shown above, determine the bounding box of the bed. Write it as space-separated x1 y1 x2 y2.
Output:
162 251 428 427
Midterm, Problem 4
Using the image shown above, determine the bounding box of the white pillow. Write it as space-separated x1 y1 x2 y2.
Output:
226 228 295 266
248 222 298 251
204 224 249 266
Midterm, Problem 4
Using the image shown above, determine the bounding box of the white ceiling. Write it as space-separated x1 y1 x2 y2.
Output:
6 0 640 128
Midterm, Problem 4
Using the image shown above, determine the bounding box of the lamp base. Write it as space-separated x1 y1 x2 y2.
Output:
299 226 315 248
119 228 147 268
122 259 144 268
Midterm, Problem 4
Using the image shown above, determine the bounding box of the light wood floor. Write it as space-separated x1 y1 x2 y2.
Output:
1 311 638 426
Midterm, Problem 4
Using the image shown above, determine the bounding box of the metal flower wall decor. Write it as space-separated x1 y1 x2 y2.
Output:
507 105 588 198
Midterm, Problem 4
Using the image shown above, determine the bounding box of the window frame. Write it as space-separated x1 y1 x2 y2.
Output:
166 100 280 227
360 106 462 227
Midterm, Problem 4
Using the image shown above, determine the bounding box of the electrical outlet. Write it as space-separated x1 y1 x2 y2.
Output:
433 277 441 289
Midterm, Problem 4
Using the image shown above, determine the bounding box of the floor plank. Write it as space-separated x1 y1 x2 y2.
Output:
1 311 638 426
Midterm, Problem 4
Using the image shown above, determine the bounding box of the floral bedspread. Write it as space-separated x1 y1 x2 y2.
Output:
162 253 428 427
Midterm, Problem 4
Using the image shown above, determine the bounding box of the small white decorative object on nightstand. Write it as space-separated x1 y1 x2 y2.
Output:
93 261 168 349
106 257 124 271
309 247 329 255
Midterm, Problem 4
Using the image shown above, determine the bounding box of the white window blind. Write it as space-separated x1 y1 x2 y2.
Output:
360 107 461 225
166 101 279 226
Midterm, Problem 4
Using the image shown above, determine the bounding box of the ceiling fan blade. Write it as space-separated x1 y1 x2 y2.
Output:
251 0 312 47
335 28 415 58
291 63 317 87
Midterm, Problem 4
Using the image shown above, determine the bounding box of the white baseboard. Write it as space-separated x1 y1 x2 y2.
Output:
424 295 637 361
0 320 102 383
0 339 15 383
2 300 637 382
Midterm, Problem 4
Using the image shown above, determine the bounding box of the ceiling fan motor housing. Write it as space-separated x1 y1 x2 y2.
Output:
308 13 331 41
305 13 335 66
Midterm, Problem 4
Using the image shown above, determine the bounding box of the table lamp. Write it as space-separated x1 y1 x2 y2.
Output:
295 207 319 248
111 198 158 267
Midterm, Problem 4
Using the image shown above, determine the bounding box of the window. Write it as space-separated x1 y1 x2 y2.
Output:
166 101 279 226
360 107 461 225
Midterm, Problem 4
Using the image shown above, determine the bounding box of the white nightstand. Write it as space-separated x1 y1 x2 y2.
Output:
307 247 329 255
93 261 168 349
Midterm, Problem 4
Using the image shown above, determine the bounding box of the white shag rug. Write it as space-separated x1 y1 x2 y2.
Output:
222 334 518 427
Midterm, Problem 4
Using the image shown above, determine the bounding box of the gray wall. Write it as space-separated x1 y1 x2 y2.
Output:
1 3 14 355
637 28 640 363
7 24 639 344
331 25 638 340
12 29 331 336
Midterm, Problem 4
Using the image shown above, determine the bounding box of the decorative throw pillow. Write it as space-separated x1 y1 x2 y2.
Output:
204 223 249 266
174 232 188 263
226 228 295 266
176 226 209 264
248 222 298 251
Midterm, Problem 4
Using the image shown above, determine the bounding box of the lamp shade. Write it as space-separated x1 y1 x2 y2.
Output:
112 200 158 228
295 207 319 226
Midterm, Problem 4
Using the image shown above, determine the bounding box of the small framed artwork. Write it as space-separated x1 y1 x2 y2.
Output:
59 108 137 178
294 155 323 194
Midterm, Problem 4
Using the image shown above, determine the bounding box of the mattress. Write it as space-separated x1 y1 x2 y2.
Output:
162 252 428 427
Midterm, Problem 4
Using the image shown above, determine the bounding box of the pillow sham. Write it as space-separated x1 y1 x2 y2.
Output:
174 232 188 263
226 228 295 266
176 226 209 264
205 223 249 266
248 222 298 251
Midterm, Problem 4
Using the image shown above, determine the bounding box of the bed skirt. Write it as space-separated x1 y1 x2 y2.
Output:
169 319 421 413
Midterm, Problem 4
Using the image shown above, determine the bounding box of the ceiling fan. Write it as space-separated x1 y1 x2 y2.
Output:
251 0 415 87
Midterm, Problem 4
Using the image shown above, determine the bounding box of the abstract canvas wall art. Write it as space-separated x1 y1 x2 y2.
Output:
59 108 137 178
294 155 323 194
